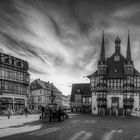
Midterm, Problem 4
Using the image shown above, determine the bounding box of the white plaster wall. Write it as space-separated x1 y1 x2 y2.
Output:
33 96 38 103
92 92 98 114
118 95 123 108
25 97 28 106
42 96 45 103
133 94 139 110
107 95 112 108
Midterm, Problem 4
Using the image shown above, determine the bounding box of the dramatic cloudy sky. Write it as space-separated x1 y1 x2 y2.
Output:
0 0 140 95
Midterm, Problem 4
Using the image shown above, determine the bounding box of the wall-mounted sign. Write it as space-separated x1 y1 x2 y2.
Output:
14 98 25 104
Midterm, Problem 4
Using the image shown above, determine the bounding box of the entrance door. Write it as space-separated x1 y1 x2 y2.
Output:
111 97 119 115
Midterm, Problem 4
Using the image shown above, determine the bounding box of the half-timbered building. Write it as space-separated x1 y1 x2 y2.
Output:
88 32 140 116
0 53 30 112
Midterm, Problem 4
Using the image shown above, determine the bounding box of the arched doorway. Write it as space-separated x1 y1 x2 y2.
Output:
111 97 119 115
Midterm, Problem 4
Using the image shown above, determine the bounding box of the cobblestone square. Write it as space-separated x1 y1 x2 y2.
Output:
1 114 140 140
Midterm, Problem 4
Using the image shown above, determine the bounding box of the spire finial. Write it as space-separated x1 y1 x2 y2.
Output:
115 35 121 54
126 30 131 61
115 35 121 44
100 31 105 62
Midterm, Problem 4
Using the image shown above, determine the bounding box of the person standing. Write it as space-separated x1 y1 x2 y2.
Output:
41 106 45 120
49 107 52 122
7 108 11 119
24 107 28 117
57 107 62 122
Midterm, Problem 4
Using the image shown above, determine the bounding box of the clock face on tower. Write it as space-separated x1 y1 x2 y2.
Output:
114 55 120 61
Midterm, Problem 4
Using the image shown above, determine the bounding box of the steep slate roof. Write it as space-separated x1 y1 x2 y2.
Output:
87 70 98 78
70 83 91 102
134 68 140 76
87 54 140 79
30 79 42 90
106 53 126 78
31 79 62 93
100 31 105 62
87 35 140 79
126 31 132 61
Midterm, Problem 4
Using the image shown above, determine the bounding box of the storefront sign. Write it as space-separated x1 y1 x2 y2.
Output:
14 98 25 104
0 97 13 104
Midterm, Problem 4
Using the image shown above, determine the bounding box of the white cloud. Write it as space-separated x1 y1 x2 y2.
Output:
113 4 140 18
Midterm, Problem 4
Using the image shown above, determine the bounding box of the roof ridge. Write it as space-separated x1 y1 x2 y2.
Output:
107 52 126 60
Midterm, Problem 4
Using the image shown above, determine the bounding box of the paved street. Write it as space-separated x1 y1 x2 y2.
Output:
1 113 140 140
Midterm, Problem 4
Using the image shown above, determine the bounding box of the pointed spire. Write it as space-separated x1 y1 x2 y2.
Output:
100 31 105 62
126 30 132 61
115 35 121 54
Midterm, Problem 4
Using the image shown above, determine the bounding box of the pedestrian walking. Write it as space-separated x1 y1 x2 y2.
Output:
7 108 11 119
41 106 45 120
24 107 28 117
57 107 62 122
49 107 52 122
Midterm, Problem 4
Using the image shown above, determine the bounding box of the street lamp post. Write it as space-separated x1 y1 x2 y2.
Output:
51 83 55 105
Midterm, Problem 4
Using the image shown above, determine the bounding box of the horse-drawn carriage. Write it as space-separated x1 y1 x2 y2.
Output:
40 104 69 122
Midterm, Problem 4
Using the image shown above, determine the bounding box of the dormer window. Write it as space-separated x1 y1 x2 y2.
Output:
1 56 4 62
17 60 21 67
21 62 23 68
12 58 14 65
5 57 9 63
114 55 120 61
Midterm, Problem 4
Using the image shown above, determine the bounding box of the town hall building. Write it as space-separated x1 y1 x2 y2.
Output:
88 32 140 116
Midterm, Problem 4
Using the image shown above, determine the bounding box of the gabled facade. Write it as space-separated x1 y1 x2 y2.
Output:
30 79 62 110
70 83 91 113
88 32 140 116
0 53 30 112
